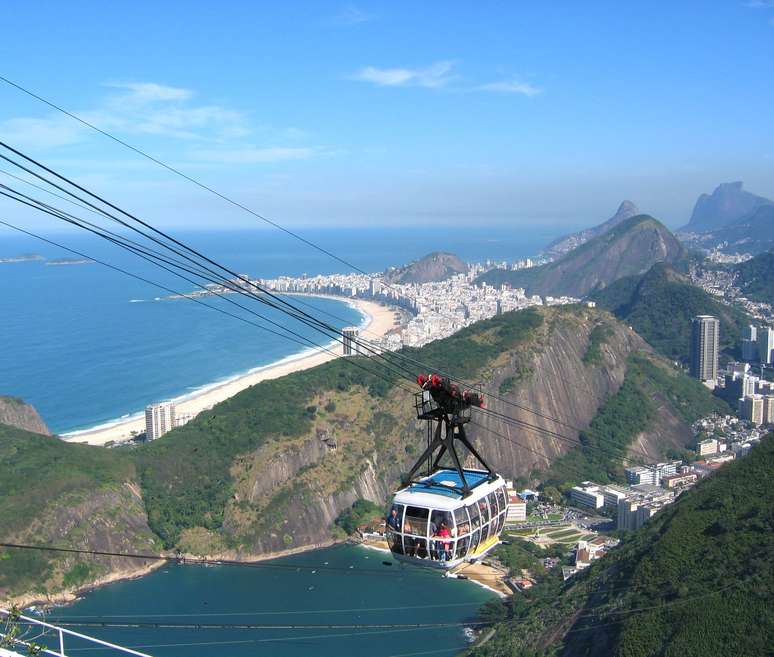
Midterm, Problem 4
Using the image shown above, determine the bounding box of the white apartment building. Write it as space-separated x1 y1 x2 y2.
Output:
569 483 604 509
145 401 176 440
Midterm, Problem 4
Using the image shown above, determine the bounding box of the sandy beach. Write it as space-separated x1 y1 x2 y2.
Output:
64 297 399 446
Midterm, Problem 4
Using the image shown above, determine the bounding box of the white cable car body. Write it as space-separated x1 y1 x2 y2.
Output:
385 375 506 568
387 468 507 569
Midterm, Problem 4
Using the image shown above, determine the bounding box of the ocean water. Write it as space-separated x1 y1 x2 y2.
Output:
33 544 495 657
0 226 550 433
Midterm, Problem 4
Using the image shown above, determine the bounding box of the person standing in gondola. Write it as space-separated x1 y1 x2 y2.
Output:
387 507 401 532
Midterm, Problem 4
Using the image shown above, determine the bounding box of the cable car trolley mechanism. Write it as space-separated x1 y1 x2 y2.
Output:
385 373 508 568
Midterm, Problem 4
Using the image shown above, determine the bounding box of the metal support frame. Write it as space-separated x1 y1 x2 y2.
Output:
0 608 153 657
403 409 495 496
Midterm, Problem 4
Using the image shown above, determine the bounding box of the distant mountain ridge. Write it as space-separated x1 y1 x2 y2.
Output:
682 181 773 233
479 215 685 298
544 200 640 257
385 251 468 284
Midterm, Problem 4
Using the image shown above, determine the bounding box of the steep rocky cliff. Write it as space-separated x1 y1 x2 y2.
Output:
0 396 50 435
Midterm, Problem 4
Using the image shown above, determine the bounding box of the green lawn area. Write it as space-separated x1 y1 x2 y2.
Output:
544 528 583 540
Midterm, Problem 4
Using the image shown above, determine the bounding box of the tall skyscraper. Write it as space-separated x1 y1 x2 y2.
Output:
145 401 176 440
691 315 719 387
758 327 774 365
342 326 360 356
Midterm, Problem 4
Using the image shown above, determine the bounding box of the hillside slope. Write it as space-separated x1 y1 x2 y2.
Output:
682 181 772 233
479 216 685 298
1 307 723 601
0 423 159 602
590 263 749 363
544 200 640 258
0 396 50 435
472 434 774 657
734 249 774 303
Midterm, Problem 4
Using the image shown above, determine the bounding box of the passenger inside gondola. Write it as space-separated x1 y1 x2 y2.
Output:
435 522 452 561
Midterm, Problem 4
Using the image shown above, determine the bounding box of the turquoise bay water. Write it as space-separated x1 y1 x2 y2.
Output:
0 226 549 433
41 545 495 657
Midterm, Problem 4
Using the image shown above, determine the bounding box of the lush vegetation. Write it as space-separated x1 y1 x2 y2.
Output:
334 499 384 534
734 249 774 303
542 353 729 489
472 435 774 657
133 307 544 547
591 263 749 363
582 324 613 366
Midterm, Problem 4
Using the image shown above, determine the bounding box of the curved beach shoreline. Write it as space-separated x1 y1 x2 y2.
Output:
64 297 398 446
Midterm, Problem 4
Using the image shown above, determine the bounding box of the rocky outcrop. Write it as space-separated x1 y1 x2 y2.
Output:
544 200 640 258
386 252 468 284
0 396 50 435
472 312 648 478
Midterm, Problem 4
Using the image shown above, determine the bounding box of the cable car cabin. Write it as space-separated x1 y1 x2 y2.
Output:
387 468 507 569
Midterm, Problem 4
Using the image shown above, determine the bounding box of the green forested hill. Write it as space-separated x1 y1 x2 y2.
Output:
471 434 774 657
590 263 749 363
734 249 774 303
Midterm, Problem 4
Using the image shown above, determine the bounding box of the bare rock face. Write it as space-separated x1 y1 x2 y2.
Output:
471 313 648 478
0 396 50 435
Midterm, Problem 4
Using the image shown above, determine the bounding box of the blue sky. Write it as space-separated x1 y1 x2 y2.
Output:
0 1 773 233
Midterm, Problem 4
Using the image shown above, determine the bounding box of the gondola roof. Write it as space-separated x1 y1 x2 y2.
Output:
394 468 503 510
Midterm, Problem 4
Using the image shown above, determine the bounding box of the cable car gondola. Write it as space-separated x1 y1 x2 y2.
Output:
385 374 507 569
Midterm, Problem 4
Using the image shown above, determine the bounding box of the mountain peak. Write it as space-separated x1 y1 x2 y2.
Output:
544 200 640 257
683 181 772 233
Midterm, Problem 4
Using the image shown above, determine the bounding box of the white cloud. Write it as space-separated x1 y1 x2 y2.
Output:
0 81 318 163
333 4 375 25
744 0 774 7
189 146 316 164
475 79 542 97
105 82 193 103
351 61 456 88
